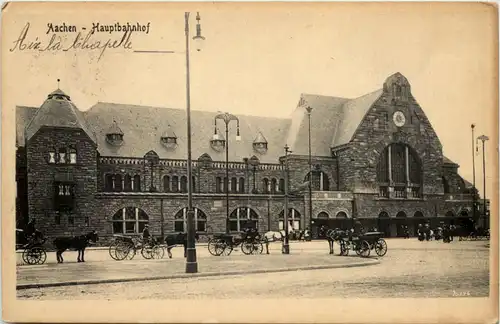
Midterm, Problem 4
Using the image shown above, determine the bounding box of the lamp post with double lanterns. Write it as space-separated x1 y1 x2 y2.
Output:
184 11 205 274
282 144 292 254
214 113 241 234
477 134 489 227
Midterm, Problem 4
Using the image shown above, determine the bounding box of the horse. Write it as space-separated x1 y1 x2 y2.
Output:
319 225 345 254
260 230 285 254
53 231 99 263
164 232 200 258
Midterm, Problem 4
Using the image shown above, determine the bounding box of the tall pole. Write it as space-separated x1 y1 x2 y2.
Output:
283 145 291 254
225 122 230 234
306 106 313 236
471 124 476 221
478 135 489 227
184 12 197 274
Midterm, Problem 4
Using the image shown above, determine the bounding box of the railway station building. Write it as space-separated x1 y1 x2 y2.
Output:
15 72 484 242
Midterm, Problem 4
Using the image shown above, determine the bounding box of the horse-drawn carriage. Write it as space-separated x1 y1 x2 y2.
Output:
108 235 165 261
329 229 388 258
207 231 264 256
16 228 47 265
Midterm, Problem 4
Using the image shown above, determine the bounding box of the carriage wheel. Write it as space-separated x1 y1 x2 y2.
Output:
252 242 263 255
241 242 254 255
359 241 371 258
222 243 233 256
23 247 45 265
374 239 388 257
113 243 130 261
109 242 121 260
151 245 164 259
208 238 221 256
141 245 155 259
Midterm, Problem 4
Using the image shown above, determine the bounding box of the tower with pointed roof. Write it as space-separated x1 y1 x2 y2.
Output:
23 84 99 235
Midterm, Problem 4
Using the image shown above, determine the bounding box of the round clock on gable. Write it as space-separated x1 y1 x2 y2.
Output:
393 111 406 127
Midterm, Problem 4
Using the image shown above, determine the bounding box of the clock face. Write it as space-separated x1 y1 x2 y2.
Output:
393 111 406 127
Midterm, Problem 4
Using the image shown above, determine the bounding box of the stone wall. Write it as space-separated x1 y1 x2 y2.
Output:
26 127 98 237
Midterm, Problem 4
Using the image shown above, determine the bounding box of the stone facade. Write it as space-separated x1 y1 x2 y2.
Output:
15 72 486 243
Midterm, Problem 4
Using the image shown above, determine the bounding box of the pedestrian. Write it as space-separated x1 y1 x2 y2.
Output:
142 224 151 245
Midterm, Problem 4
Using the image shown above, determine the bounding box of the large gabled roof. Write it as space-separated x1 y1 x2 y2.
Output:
84 102 291 163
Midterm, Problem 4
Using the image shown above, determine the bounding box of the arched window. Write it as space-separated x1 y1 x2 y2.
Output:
231 177 237 193
262 178 269 194
124 175 132 191
396 211 407 218
174 208 207 233
229 207 259 232
279 179 285 193
271 178 277 194
104 174 114 191
111 207 149 234
459 209 469 217
216 177 222 193
336 211 348 218
238 177 245 193
279 208 301 230
316 212 329 219
133 175 141 192
180 176 188 193
172 176 179 193
442 177 450 194
376 144 422 198
114 174 123 192
163 176 171 192
414 211 424 218
445 211 455 217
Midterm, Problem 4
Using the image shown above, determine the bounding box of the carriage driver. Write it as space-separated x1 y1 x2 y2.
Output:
142 224 151 245
26 218 37 240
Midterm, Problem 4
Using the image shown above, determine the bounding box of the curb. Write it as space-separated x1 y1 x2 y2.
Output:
16 259 379 290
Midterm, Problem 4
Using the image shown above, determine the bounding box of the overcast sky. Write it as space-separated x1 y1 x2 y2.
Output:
3 2 497 198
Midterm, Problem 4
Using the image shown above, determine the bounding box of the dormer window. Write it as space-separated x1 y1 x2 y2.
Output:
210 128 225 152
106 121 124 145
253 132 268 153
161 127 177 149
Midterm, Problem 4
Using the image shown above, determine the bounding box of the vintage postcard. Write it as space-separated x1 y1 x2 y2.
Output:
2 1 498 323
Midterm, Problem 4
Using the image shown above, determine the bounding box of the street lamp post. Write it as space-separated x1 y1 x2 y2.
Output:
471 124 476 222
283 144 292 254
214 113 241 234
477 135 489 227
184 11 205 274
306 106 313 235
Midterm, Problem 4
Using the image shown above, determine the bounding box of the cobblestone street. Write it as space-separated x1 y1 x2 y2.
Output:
17 239 490 299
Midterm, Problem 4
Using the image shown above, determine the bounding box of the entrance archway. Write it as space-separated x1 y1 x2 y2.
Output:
395 211 407 237
377 212 391 237
312 212 329 239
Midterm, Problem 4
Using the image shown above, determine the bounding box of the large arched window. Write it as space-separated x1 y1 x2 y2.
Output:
229 207 259 232
174 208 207 232
104 174 114 191
279 208 301 230
111 207 149 234
216 177 222 193
316 212 329 219
172 176 179 193
376 144 422 198
304 171 330 191
271 178 277 194
231 177 237 193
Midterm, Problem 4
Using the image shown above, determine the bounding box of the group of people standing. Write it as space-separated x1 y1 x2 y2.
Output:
417 223 454 243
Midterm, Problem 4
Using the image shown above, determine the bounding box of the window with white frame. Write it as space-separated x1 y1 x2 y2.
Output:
229 207 259 232
174 207 207 232
112 207 149 234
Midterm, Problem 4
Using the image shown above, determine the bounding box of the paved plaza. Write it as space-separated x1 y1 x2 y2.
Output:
17 239 490 299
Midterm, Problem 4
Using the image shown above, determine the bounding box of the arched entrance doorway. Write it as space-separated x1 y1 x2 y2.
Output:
395 211 408 237
312 212 329 239
334 211 350 230
377 212 391 237
413 211 424 236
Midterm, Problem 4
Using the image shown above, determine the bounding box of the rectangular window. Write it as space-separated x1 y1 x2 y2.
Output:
68 215 74 225
55 214 61 225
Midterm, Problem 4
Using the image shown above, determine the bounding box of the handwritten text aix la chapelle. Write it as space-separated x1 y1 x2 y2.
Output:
9 22 151 61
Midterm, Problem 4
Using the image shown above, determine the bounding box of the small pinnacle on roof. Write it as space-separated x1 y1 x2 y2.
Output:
57 79 60 88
